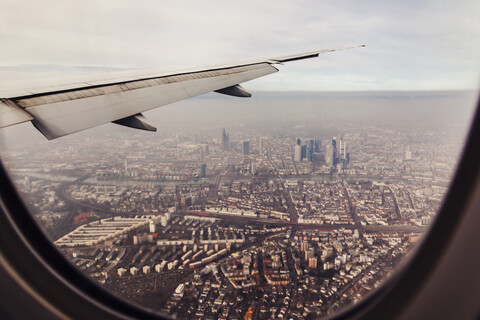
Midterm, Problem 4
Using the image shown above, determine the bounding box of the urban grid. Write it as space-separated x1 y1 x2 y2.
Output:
2 105 461 319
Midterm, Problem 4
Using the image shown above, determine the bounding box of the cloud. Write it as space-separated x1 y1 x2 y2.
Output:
0 0 479 90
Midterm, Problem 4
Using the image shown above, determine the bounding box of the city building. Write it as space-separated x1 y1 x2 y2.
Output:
243 141 250 155
294 145 302 162
406 145 412 160
326 144 334 167
161 215 168 227
221 128 229 151
301 145 307 160
117 268 126 277
251 162 257 175
149 220 156 233
307 147 313 162
259 137 264 155
94 184 116 194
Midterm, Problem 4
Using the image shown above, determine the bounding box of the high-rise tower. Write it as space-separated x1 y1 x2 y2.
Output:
326 144 334 167
221 128 229 151
301 145 307 160
294 145 302 162
243 141 250 155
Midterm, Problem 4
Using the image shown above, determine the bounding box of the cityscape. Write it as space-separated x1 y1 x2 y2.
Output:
0 91 473 319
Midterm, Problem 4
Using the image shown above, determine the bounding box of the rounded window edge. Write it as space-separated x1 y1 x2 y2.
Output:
0 157 171 319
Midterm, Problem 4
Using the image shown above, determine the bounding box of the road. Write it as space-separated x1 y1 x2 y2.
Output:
342 180 359 226
55 174 427 239
266 153 299 223
387 185 403 220
177 210 427 234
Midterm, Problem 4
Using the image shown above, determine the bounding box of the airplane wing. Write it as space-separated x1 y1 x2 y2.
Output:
0 45 364 140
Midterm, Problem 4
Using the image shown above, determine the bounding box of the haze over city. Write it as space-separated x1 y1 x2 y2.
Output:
1 90 477 319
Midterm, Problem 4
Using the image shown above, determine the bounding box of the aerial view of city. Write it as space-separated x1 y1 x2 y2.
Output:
0 90 475 319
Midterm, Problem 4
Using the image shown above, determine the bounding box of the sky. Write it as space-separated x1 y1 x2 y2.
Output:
0 0 479 91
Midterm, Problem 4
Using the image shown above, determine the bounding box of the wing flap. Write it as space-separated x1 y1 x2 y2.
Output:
0 99 34 128
215 85 251 97
112 113 157 132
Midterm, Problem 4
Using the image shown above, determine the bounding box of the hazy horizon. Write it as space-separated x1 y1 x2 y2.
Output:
1 90 477 152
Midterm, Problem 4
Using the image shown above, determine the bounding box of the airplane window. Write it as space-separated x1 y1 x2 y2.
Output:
0 1 479 319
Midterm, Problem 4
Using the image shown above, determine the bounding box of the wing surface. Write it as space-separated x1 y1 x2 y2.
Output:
0 45 364 139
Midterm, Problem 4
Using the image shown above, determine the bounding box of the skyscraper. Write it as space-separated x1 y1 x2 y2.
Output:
301 145 307 160
314 140 321 153
307 147 313 162
221 128 229 151
339 140 347 160
337 139 347 161
326 144 334 167
259 137 264 155
294 145 302 162
251 162 257 175
332 138 338 165
200 164 206 178
405 145 412 160
308 139 314 149
243 141 250 155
